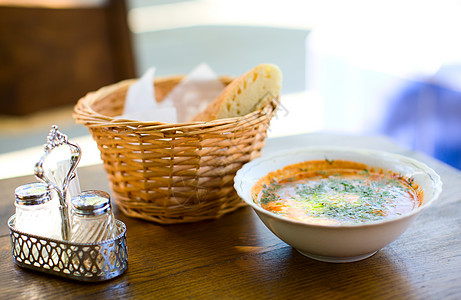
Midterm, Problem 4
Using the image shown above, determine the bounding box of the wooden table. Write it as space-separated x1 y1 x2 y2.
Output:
1 133 460 299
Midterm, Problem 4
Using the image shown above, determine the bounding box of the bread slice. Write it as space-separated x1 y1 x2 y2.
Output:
191 64 282 121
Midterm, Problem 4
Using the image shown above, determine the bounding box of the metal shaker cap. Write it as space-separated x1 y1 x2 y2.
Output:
71 190 112 216
15 182 51 205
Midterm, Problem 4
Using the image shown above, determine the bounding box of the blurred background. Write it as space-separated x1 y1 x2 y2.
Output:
1 0 461 179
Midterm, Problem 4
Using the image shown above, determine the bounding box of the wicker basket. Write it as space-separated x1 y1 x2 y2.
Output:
73 75 278 224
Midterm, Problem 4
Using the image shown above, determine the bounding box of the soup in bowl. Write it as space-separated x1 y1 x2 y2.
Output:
234 147 442 263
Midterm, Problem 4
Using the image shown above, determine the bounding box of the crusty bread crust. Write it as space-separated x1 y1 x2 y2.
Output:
191 64 282 121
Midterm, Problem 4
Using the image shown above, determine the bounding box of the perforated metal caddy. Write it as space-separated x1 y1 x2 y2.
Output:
8 215 128 282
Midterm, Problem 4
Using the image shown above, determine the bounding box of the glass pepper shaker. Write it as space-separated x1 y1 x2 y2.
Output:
14 182 62 240
70 190 116 243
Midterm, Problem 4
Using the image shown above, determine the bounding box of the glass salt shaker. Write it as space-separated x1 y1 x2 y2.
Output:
14 182 62 240
70 190 116 243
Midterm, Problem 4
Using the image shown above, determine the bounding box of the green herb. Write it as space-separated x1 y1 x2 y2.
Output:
359 169 369 175
259 169 413 224
325 157 334 165
259 180 282 204
407 177 415 187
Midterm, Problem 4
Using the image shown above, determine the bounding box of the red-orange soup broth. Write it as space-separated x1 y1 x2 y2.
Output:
252 159 423 225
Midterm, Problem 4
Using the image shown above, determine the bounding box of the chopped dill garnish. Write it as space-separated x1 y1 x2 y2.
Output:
258 168 414 224
325 157 335 165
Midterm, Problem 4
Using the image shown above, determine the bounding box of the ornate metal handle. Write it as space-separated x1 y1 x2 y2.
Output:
34 125 82 241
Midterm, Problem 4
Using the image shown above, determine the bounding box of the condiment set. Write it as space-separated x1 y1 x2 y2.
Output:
7 125 127 281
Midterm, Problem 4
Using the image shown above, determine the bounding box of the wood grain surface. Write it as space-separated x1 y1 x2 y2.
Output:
1 134 460 299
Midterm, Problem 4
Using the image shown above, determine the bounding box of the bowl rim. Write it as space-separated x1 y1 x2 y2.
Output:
234 146 443 228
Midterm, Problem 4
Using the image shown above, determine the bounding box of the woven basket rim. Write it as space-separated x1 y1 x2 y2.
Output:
73 75 277 129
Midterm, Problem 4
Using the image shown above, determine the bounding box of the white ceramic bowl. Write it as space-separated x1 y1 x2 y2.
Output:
234 147 442 263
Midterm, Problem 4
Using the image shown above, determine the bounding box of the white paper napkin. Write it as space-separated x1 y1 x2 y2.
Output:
115 63 225 123
162 63 225 122
116 67 177 122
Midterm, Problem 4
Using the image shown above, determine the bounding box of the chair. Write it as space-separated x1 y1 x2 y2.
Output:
0 0 135 115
